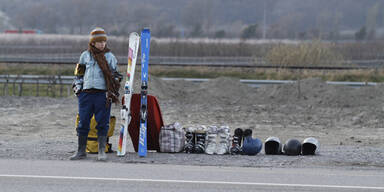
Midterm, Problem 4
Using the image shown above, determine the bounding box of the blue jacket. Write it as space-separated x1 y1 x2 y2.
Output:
74 50 118 90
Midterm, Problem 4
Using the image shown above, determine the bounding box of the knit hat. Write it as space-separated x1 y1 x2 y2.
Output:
89 27 107 43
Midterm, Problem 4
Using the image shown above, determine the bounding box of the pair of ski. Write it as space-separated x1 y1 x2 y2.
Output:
117 29 150 157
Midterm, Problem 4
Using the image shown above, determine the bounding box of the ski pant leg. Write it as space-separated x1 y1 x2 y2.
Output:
77 92 94 137
94 92 111 137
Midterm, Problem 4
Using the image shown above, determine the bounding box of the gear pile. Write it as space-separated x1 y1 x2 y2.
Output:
175 124 319 156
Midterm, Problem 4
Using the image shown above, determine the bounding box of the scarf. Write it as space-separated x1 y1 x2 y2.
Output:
88 43 120 107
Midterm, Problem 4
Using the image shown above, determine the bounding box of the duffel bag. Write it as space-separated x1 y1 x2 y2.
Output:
159 122 185 153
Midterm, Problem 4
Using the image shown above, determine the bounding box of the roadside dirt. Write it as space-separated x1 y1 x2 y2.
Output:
0 77 383 170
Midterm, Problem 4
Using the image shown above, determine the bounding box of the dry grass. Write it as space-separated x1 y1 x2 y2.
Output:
265 40 344 67
1 34 384 60
0 63 74 75
1 83 72 97
149 65 384 82
1 62 383 81
1 63 384 82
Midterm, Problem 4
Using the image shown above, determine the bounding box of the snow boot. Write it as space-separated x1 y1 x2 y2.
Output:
194 130 207 154
230 128 243 155
205 126 217 155
70 136 87 160
243 129 252 138
97 136 107 161
184 127 195 153
216 126 230 155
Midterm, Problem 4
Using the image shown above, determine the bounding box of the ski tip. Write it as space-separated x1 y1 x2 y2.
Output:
141 28 150 33
129 32 139 36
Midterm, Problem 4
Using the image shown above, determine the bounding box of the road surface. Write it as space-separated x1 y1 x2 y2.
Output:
0 159 383 192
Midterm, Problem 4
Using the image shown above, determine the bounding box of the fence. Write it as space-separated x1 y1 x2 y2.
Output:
0 55 258 67
0 75 378 97
0 75 73 97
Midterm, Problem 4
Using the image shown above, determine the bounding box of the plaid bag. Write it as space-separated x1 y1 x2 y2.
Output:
159 122 185 153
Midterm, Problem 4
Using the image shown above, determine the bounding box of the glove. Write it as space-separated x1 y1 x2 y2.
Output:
113 71 123 82
73 84 82 96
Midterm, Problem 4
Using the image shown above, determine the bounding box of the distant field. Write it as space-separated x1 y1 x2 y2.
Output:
1 34 384 84
1 34 384 60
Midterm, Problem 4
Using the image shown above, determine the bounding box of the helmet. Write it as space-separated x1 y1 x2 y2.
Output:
242 137 262 155
264 137 282 155
283 139 301 156
302 137 319 155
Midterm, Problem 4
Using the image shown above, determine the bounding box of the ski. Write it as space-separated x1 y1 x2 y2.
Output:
138 28 150 157
117 32 140 156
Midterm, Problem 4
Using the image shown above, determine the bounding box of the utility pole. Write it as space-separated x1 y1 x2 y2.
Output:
262 0 267 39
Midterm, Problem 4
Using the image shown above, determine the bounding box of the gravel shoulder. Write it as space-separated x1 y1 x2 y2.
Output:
0 77 383 171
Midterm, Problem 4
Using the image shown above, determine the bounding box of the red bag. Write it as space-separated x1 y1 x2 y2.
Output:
128 94 164 152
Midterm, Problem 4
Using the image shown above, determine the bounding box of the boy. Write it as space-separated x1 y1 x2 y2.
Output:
71 27 121 161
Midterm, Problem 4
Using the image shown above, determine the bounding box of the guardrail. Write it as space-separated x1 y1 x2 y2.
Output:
0 75 378 97
160 78 378 88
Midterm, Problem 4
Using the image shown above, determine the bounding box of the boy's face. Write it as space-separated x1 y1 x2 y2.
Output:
94 41 106 50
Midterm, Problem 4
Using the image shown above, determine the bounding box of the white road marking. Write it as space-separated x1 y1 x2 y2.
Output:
0 174 383 190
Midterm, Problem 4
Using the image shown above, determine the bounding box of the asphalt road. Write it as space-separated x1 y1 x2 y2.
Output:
0 159 383 192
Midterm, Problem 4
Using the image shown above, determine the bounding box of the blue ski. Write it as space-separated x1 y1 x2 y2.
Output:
138 28 150 157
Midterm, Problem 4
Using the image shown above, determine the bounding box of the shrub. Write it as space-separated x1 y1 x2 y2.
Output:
265 40 344 67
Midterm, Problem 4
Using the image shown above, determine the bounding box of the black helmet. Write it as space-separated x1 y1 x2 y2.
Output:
302 137 319 155
264 137 282 155
283 139 301 156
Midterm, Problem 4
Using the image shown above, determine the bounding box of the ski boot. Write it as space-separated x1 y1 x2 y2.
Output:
216 125 230 155
194 125 207 154
184 127 195 153
243 129 252 138
205 126 217 155
230 128 244 155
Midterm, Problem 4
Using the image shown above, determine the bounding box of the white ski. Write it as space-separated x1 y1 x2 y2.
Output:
117 32 140 156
